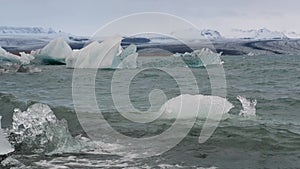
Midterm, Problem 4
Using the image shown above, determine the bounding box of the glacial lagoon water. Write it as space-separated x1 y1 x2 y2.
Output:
0 55 299 168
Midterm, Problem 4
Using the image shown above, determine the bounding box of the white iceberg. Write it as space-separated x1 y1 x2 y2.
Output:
0 116 14 155
174 48 223 67
32 37 72 64
111 44 138 69
19 52 35 65
66 36 138 69
237 96 257 117
159 94 234 120
0 47 34 65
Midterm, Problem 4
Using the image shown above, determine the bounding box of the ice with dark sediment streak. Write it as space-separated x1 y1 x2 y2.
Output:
159 94 234 119
9 103 86 154
237 95 257 117
0 116 14 155
31 37 72 64
66 36 138 69
173 48 223 68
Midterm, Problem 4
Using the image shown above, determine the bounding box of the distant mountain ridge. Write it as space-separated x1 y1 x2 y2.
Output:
0 26 58 35
0 26 298 40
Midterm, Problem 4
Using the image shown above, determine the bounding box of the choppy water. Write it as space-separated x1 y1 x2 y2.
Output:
0 55 300 168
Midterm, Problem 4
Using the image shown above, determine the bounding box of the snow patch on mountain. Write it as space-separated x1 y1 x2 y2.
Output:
0 26 57 35
227 28 288 40
201 29 223 40
170 28 223 40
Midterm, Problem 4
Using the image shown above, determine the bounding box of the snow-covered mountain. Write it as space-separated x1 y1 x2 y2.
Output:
170 28 223 40
201 29 223 40
0 26 58 35
227 28 288 40
283 31 300 39
0 26 89 51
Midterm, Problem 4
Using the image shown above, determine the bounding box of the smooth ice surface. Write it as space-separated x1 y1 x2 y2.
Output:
0 116 14 155
159 94 234 119
66 36 138 69
32 37 72 64
174 48 223 67
237 96 257 116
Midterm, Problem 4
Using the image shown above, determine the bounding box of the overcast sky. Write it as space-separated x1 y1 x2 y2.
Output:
0 0 299 36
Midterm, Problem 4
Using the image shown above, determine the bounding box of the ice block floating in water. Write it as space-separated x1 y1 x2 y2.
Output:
0 46 34 65
10 103 84 154
237 95 257 116
160 94 234 119
66 35 138 69
31 37 72 65
174 48 223 68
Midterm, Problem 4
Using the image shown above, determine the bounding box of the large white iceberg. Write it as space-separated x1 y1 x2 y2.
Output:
0 47 34 65
159 94 234 120
31 37 72 64
66 36 138 69
0 116 14 155
174 48 223 67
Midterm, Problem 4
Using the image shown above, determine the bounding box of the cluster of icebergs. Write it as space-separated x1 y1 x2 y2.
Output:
0 35 139 69
173 48 223 67
0 35 226 69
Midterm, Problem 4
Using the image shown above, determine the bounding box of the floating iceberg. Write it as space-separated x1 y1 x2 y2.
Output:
19 52 35 65
32 37 72 64
10 103 85 154
237 96 257 117
0 47 34 65
159 94 234 120
0 116 14 155
66 36 138 69
111 44 138 69
174 48 223 67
